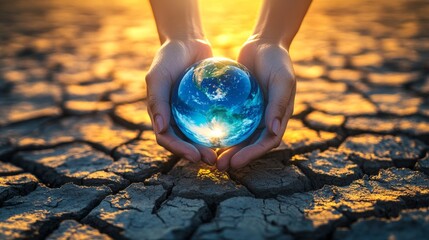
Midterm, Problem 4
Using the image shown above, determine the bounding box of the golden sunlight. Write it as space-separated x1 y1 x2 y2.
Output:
207 123 227 139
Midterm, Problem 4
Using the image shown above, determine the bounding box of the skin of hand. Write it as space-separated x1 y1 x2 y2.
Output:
148 0 310 169
216 38 296 171
147 0 217 165
216 0 312 171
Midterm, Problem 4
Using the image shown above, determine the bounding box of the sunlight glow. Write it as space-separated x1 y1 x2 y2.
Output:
193 121 228 146
208 124 227 139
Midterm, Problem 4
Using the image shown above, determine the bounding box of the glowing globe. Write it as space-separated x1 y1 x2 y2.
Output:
171 57 264 148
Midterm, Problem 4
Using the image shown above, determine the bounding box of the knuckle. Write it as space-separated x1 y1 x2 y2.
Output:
288 106 295 118
145 71 155 84
155 135 163 146
274 101 288 115
147 94 158 111
289 74 297 85
273 137 282 148
274 68 295 84
145 67 170 85
289 79 296 88
257 141 270 151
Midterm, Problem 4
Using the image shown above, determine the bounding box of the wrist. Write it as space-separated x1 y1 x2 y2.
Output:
164 29 206 42
150 0 206 44
163 38 211 48
245 34 290 50
251 0 311 50
162 38 212 60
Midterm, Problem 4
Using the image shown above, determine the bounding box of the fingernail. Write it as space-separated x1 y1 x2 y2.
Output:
184 154 197 163
202 158 215 166
154 114 164 134
271 118 281 136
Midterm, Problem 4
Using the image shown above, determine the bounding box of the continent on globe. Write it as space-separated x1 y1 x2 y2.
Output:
171 57 264 148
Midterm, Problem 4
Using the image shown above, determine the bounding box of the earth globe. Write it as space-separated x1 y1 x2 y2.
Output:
171 57 264 148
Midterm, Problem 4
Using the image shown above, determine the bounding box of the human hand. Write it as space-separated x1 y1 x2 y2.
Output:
146 39 218 165
216 38 296 171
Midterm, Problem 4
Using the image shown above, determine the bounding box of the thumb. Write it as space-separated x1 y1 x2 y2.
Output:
145 70 172 134
265 72 295 136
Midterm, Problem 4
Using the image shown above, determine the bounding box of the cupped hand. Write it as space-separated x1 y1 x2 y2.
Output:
146 39 217 165
217 38 296 171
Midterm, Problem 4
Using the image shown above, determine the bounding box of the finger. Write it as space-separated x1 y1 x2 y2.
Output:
230 103 294 169
265 71 296 136
158 111 214 165
216 128 261 171
229 129 277 169
169 124 217 165
237 48 255 75
155 127 201 163
145 68 173 135
216 147 228 156
195 144 217 166
217 143 245 171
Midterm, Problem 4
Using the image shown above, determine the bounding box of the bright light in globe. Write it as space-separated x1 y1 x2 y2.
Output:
171 57 264 148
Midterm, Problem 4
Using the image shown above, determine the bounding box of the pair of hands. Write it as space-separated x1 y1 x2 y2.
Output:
145 38 296 171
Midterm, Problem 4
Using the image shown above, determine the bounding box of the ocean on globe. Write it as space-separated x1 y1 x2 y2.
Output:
171 57 264 148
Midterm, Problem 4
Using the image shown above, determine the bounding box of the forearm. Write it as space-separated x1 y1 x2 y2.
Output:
149 0 205 44
252 0 312 49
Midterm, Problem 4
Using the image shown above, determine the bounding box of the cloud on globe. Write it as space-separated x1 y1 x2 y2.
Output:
171 57 264 148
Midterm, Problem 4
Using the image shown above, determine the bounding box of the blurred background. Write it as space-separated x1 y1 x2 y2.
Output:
0 0 428 131
1 1 429 239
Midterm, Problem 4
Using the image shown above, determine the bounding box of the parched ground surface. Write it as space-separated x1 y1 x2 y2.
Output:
1 0 429 239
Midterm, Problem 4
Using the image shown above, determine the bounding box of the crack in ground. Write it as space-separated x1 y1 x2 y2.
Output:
72 180 135 240
109 132 143 161
109 109 151 131
343 120 429 144
152 183 173 214
226 170 258 197
188 202 218 239
326 204 429 240
9 143 122 189
20 187 113 240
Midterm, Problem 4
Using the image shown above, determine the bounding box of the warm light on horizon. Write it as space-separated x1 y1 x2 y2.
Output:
207 123 227 139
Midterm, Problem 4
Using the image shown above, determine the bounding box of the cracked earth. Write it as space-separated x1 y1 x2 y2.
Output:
1 0 429 239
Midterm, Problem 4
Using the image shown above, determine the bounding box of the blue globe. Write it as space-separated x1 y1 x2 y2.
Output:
171 57 264 148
